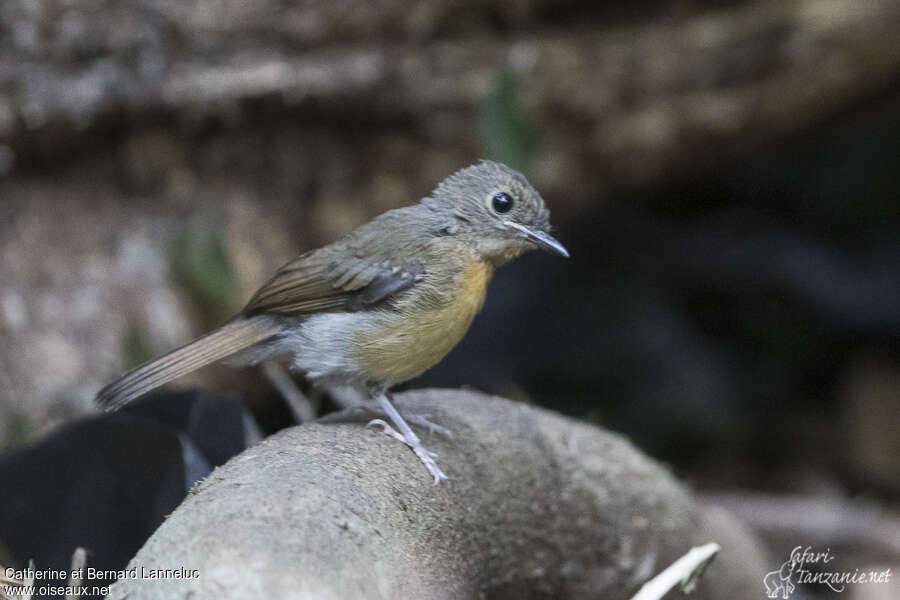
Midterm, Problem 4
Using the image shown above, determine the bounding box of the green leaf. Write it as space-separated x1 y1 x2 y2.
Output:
123 325 155 369
173 216 238 323
1 413 32 451
477 71 539 176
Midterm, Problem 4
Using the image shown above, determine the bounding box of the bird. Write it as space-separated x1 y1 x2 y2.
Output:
96 160 568 483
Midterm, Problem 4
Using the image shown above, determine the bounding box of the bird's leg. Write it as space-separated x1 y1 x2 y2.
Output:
261 361 318 423
369 393 448 484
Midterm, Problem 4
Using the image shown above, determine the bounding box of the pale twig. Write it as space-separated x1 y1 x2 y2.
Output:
66 547 87 600
630 542 720 600
0 559 34 600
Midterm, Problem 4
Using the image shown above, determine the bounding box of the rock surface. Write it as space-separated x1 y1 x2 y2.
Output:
109 389 768 599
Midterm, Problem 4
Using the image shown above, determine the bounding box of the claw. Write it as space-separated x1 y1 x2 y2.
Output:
366 419 406 444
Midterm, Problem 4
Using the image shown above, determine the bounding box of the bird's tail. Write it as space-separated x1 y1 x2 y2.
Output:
96 315 282 411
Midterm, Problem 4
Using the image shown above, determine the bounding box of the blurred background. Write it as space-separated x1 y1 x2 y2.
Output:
1 0 899 597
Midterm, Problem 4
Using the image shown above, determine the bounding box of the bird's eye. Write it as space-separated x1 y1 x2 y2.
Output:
491 192 514 214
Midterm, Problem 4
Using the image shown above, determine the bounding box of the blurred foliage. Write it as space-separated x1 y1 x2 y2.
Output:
173 216 239 324
123 324 156 370
477 71 538 176
1 414 32 452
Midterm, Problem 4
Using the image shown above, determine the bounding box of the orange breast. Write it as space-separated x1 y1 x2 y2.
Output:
355 260 493 386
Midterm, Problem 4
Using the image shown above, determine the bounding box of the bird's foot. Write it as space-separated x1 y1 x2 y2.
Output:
401 413 453 438
370 395 449 485
366 420 440 461
327 405 453 438
366 419 406 444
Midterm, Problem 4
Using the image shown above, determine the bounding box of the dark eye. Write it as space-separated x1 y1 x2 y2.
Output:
491 192 514 214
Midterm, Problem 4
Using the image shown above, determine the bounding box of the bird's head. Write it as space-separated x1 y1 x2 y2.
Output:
422 160 568 266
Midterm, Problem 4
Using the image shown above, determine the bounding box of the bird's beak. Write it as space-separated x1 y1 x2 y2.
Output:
511 223 570 258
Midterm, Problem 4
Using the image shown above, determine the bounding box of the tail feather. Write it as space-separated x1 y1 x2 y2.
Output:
96 316 282 411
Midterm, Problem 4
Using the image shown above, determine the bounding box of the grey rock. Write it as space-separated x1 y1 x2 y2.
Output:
109 389 768 600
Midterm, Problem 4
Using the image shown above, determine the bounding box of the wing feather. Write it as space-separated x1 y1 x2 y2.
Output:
242 250 423 318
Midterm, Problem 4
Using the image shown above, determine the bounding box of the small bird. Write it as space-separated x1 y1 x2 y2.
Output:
97 160 568 483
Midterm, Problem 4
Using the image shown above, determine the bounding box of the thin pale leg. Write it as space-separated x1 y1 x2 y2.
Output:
370 394 448 484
